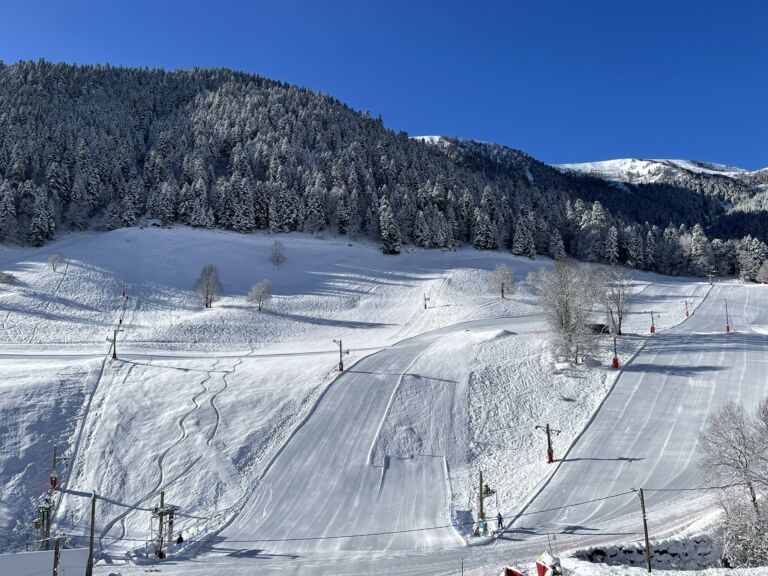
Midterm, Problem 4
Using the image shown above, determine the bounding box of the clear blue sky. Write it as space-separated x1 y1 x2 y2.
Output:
1 0 766 169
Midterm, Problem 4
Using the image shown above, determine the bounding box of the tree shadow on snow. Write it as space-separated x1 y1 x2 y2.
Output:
260 309 396 329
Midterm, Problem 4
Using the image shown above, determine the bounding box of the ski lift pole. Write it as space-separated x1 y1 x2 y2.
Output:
108 327 124 360
536 423 561 463
333 339 349 371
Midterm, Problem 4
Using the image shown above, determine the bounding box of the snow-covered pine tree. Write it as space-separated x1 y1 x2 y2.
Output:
347 186 361 236
188 177 214 228
548 228 566 260
0 181 19 243
148 181 177 225
413 210 432 248
378 195 401 255
511 209 535 258
644 229 656 270
737 235 768 281
303 174 328 234
335 193 349 234
28 187 55 246
473 208 497 250
604 225 619 265
690 224 714 276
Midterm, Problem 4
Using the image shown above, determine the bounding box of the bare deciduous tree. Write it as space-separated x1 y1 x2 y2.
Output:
271 240 286 267
698 400 768 566
531 260 601 363
489 263 515 299
195 263 223 308
248 279 272 311
601 267 635 335
48 252 62 272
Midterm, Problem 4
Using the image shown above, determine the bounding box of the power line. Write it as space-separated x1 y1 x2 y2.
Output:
6 483 738 554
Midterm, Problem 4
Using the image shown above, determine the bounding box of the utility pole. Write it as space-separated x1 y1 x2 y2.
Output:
333 339 349 371
478 470 485 522
423 292 430 310
637 488 652 573
649 311 656 334
158 491 165 557
51 534 61 576
86 493 96 576
612 336 619 369
535 424 561 463
107 327 124 360
725 299 731 333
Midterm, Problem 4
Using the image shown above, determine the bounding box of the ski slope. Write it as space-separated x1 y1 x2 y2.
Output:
0 227 761 575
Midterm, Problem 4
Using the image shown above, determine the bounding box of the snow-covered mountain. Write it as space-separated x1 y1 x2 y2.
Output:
557 158 762 185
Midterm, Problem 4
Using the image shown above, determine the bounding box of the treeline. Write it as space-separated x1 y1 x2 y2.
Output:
0 60 766 279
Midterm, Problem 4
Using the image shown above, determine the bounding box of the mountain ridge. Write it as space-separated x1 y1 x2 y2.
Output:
1 60 767 280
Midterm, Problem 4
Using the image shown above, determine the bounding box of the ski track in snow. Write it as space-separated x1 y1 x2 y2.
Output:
0 229 755 576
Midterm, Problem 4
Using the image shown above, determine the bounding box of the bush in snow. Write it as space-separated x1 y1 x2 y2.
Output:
248 279 272 311
195 263 223 308
697 399 768 567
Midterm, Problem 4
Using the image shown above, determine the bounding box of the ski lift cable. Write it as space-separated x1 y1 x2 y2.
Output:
9 483 741 550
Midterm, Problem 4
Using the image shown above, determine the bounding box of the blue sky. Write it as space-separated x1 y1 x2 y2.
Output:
1 1 766 168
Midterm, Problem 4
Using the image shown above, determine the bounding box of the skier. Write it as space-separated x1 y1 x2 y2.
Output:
479 518 487 535
176 533 184 545
497 512 504 531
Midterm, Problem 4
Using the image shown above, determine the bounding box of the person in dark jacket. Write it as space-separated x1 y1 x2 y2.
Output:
496 512 504 530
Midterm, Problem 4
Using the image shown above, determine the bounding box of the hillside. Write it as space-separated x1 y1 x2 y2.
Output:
0 60 767 280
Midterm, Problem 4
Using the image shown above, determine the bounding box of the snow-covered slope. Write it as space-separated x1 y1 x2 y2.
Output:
557 158 757 184
0 227 762 576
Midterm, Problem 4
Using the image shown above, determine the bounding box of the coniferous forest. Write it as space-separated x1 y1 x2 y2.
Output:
1 60 767 279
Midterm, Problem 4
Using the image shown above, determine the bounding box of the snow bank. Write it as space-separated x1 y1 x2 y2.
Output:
575 535 720 570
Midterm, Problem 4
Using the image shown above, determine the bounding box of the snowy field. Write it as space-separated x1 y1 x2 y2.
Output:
0 226 755 575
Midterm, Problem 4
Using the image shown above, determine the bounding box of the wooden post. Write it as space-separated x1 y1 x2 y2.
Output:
478 470 485 521
51 535 61 576
639 488 652 573
86 493 96 576
158 491 165 557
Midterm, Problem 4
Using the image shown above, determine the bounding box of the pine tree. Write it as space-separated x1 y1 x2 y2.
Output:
511 210 535 258
473 208 497 250
644 229 656 270
690 224 713 276
378 195 401 255
148 181 176 225
335 194 349 234
0 181 19 243
303 174 328 234
604 226 619 265
548 228 566 260
413 210 432 248
28 187 55 246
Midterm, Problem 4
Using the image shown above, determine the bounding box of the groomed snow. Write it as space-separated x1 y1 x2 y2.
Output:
0 227 763 576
